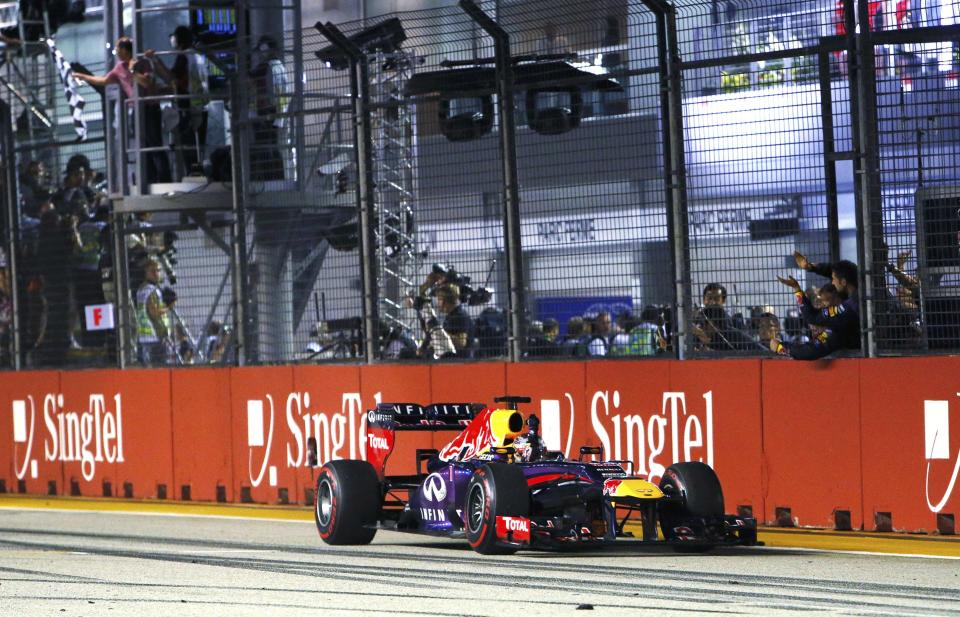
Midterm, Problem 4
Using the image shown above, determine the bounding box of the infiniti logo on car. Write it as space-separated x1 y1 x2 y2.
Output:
422 473 447 502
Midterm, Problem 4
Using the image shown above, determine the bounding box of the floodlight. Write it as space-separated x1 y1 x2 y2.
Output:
315 18 407 70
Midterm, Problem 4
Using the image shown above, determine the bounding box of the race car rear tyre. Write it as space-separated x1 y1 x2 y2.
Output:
658 462 724 547
465 463 529 555
315 459 381 545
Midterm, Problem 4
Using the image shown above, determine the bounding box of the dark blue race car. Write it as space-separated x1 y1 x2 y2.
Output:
315 396 758 554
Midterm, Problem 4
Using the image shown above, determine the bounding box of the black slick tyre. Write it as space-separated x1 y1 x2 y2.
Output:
315 459 381 545
658 462 724 549
465 463 529 555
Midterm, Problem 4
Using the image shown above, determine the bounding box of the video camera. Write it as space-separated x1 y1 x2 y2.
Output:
412 262 493 311
308 317 363 359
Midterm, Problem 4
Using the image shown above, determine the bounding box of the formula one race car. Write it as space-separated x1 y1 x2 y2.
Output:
314 396 758 554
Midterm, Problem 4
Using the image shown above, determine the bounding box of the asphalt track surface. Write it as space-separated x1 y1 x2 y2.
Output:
1 508 959 617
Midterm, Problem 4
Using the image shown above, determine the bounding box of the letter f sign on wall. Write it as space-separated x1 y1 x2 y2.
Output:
925 397 960 513
85 304 115 331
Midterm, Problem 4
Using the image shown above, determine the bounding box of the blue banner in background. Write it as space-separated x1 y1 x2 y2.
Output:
535 296 633 336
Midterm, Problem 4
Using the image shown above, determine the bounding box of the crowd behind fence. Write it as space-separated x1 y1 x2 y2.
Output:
1 0 959 370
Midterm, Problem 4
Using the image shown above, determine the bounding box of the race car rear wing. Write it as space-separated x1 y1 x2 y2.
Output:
369 402 484 429
365 402 484 478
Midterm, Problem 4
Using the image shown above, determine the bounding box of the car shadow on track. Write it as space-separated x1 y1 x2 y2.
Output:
371 537 806 559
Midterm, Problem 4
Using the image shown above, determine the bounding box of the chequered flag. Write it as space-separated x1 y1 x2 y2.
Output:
47 39 87 142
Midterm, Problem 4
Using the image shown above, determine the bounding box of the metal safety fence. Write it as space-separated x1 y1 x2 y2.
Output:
1 0 958 369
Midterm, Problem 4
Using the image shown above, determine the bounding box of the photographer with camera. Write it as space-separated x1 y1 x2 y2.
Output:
690 283 753 352
127 212 178 292
412 262 493 360
435 284 474 357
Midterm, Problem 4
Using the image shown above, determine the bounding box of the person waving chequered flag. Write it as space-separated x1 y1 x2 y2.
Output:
47 39 87 141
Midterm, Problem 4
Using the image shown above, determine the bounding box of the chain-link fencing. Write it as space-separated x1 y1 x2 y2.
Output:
3 0 960 368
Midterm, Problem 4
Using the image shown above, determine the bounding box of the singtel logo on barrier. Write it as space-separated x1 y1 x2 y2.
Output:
12 394 125 483
924 395 960 514
592 390 714 483
245 392 372 487
540 391 715 482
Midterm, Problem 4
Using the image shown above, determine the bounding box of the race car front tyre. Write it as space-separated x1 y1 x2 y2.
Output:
465 463 529 555
315 459 381 545
658 461 724 548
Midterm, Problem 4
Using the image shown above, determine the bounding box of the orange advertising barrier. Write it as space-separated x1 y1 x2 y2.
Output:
1 357 959 534
229 365 296 505
859 357 960 534
760 359 863 529
669 360 764 520
0 371 62 495
58 369 174 500
172 368 234 502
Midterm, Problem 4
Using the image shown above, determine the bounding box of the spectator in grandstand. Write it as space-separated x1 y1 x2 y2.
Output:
756 312 782 351
786 251 860 336
65 154 98 195
74 205 109 348
887 249 920 311
209 325 234 364
816 283 841 311
250 35 291 181
791 252 861 352
35 209 80 366
609 311 633 356
135 258 168 366
53 159 94 219
702 282 727 308
615 305 665 357
805 285 839 345
203 320 225 362
146 26 209 177
526 320 548 357
561 316 586 356
769 283 847 360
473 306 506 358
19 160 51 218
877 247 922 347
63 154 107 210
526 319 560 358
75 36 171 184
587 310 613 356
691 283 752 352
200 320 234 364
20 273 47 366
436 283 474 358
162 286 195 365
543 318 560 345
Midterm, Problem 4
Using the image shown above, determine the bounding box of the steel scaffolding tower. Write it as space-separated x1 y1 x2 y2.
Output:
369 48 419 331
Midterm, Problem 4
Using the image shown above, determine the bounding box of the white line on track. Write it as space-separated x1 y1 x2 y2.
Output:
0 505 315 524
758 544 960 561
